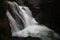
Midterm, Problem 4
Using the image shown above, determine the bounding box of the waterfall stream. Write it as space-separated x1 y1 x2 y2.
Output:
6 1 60 40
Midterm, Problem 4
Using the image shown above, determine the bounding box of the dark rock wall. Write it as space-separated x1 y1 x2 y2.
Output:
35 0 60 34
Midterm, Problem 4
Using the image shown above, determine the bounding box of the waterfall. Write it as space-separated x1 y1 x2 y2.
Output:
6 1 60 40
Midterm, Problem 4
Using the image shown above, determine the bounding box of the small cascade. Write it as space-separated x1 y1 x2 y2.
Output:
6 1 60 40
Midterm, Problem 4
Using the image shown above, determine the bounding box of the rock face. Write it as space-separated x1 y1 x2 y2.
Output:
35 0 60 34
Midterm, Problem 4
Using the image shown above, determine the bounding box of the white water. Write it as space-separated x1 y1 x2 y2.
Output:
6 1 60 40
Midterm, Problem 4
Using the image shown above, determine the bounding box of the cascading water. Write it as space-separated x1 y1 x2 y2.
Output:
6 1 60 40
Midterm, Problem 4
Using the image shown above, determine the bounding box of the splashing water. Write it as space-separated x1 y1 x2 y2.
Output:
6 1 60 40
